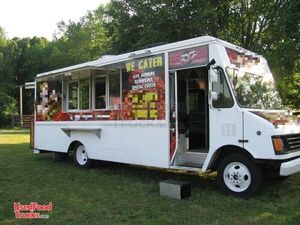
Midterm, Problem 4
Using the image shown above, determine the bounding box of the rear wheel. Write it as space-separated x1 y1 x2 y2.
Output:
217 154 262 198
74 144 93 168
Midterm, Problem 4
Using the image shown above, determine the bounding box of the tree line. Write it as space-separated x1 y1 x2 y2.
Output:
0 0 299 127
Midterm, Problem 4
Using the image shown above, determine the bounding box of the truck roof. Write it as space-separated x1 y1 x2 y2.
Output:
36 35 254 78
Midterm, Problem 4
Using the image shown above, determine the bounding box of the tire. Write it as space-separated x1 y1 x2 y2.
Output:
73 144 94 168
217 153 263 198
53 152 68 162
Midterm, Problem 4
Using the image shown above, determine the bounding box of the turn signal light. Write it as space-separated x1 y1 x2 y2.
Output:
272 137 284 153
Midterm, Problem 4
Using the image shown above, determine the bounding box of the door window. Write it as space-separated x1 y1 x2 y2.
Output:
212 69 234 108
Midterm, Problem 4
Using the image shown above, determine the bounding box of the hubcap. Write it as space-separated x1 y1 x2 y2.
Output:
223 162 251 192
76 145 88 165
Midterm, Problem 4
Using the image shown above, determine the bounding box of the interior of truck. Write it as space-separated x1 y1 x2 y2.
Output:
170 67 209 168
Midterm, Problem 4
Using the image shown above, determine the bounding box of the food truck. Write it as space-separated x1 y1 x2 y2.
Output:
33 36 300 197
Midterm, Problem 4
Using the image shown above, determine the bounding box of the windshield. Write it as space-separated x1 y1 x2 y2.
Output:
226 64 283 109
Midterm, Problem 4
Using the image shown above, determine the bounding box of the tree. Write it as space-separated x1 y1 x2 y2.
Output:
51 5 110 67
104 0 233 53
278 60 300 108
0 26 5 39
104 0 299 108
0 30 19 126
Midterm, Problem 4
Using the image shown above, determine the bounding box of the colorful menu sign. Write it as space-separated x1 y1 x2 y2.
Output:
122 54 165 120
169 45 209 70
124 55 164 90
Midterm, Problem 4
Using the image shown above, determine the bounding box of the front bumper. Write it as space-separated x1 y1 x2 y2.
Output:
280 157 300 176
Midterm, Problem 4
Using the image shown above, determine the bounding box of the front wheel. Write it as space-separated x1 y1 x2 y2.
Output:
74 144 94 168
217 154 263 198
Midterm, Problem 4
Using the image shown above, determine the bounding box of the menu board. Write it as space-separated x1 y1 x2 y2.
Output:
121 54 165 120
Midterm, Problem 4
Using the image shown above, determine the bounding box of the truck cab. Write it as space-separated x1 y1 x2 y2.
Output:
169 38 300 197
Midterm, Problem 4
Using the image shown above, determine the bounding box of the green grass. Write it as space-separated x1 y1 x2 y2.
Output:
0 130 300 225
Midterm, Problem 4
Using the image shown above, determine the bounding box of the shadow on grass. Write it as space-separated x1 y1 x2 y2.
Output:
35 151 297 199
34 152 220 195
6 143 297 201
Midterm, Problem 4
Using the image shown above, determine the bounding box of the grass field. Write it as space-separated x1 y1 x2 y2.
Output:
0 130 300 225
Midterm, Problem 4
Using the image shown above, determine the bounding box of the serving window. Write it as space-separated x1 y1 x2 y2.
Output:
37 54 165 121
93 71 121 110
67 79 90 111
108 72 121 109
94 76 107 109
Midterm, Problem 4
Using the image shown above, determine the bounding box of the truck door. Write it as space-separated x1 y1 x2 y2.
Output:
169 67 210 166
177 68 209 151
208 67 244 156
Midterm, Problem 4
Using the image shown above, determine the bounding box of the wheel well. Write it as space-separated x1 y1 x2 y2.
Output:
68 141 82 152
209 145 254 171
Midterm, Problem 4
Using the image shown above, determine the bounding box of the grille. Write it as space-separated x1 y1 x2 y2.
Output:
286 133 300 152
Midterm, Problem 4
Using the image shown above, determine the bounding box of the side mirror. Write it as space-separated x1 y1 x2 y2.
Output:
211 91 218 101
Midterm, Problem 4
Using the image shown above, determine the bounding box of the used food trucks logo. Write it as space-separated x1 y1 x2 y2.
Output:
14 202 53 219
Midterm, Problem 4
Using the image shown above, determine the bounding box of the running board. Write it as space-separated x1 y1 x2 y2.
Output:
178 162 203 168
173 152 207 167
170 165 203 172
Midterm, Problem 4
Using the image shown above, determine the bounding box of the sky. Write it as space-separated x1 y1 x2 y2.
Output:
0 0 110 40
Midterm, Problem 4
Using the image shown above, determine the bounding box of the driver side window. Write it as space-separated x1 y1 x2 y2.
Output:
212 69 234 108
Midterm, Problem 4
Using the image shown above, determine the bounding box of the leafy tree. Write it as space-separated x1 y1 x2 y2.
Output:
0 93 18 127
104 0 233 53
0 31 18 126
104 0 299 108
51 5 110 67
0 26 6 39
278 60 300 108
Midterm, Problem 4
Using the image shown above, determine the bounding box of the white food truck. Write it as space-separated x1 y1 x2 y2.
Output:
33 36 300 197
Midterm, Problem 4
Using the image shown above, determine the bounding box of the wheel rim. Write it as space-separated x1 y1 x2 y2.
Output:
76 145 88 165
223 162 251 192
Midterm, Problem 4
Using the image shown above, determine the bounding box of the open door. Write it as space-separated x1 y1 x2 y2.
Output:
170 67 209 168
178 68 209 151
